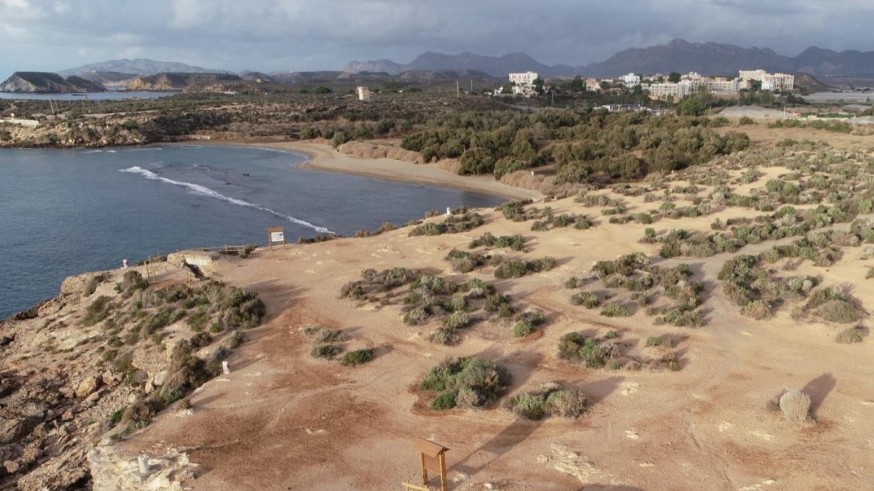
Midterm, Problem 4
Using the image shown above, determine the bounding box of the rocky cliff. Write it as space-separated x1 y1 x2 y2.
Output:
0 257 265 489
0 72 106 93
125 72 243 92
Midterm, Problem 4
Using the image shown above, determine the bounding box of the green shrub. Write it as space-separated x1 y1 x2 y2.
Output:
645 336 664 347
513 320 534 338
310 344 342 359
836 325 868 344
571 291 600 309
600 303 632 317
508 393 546 419
341 348 375 366
558 332 614 368
443 311 470 330
303 326 349 344
494 259 530 279
419 358 511 410
816 300 863 324
546 389 587 417
84 295 114 326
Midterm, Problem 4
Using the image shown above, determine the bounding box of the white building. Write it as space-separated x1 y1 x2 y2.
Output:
645 82 680 99
509 72 539 85
622 73 641 88
739 70 794 91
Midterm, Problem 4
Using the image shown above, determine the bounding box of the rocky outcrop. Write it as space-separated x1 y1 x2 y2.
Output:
125 73 242 92
0 72 106 93
88 447 197 491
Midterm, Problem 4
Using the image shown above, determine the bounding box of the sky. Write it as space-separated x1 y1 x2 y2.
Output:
1 0 873 75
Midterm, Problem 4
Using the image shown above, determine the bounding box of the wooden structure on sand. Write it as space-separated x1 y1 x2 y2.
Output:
401 439 449 491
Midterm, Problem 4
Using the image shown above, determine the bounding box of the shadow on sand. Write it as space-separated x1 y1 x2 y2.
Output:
802 373 836 418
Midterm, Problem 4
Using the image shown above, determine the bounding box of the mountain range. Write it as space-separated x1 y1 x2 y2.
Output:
344 39 874 80
8 39 874 94
58 59 225 78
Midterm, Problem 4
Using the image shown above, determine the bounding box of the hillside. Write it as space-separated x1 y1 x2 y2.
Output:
125 73 243 92
584 39 793 77
0 72 105 93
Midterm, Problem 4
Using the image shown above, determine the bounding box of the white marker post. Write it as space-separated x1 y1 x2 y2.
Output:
446 207 451 216
122 259 128 268
222 361 230 374
137 455 149 475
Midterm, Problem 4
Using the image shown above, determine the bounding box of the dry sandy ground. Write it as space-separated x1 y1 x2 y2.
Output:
115 148 874 490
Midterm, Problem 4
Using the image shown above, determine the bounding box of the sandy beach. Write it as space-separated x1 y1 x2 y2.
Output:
233 140 543 201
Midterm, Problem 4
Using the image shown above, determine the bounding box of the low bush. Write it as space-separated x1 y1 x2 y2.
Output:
600 302 632 317
409 212 485 236
84 295 114 326
835 325 868 344
779 389 811 422
571 291 600 309
419 357 511 410
310 344 343 359
341 348 375 366
508 385 588 420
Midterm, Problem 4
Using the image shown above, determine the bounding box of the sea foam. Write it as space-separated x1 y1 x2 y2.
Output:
120 166 333 234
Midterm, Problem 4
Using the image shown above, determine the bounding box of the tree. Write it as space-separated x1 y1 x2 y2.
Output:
501 84 513 95
568 76 585 92
668 72 681 83
676 95 707 116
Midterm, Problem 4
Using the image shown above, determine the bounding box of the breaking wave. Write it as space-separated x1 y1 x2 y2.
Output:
120 166 332 234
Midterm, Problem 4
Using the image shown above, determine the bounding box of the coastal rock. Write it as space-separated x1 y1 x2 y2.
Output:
167 251 218 272
88 446 198 491
74 376 101 398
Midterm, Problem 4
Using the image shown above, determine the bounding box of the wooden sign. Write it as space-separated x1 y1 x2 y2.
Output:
267 227 286 249
414 439 449 491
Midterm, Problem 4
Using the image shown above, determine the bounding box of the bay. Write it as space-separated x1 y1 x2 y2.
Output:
0 145 504 318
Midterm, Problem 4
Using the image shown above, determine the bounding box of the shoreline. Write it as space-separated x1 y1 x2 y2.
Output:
203 139 543 201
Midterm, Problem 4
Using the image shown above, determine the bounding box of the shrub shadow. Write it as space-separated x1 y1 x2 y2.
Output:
802 373 836 418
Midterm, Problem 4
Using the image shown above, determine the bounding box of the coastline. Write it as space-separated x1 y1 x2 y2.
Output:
207 139 543 201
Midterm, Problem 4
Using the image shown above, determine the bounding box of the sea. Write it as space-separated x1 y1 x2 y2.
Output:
0 145 504 319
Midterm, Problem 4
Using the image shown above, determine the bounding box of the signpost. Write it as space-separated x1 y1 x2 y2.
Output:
414 439 449 491
267 227 286 249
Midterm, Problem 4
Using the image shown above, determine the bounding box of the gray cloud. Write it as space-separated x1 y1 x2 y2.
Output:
0 0 872 75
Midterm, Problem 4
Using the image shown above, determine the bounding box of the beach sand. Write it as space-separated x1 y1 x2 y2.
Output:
234 140 543 201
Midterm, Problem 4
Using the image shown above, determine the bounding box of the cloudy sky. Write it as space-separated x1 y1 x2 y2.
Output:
1 0 872 75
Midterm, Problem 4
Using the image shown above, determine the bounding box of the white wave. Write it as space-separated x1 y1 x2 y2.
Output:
120 166 332 234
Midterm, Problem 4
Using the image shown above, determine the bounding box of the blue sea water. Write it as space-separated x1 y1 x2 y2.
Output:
0 145 504 318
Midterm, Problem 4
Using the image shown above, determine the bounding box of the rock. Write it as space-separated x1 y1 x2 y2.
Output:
4 460 19 474
0 334 14 346
61 409 75 422
0 416 39 444
85 390 102 404
74 376 101 398
152 370 168 387
101 370 118 386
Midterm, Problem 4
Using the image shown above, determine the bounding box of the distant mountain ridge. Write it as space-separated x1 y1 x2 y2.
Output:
59 58 227 77
345 40 874 80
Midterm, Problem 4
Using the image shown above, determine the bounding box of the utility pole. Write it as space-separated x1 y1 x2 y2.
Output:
470 80 473 94
456 80 460 98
